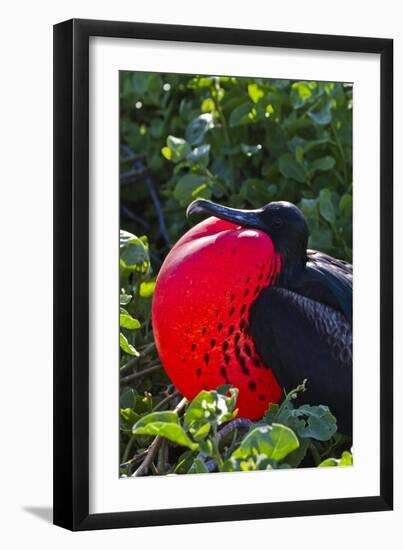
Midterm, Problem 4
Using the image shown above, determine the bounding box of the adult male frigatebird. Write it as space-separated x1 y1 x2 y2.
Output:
152 200 352 435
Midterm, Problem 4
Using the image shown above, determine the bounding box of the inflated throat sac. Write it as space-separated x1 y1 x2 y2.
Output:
152 216 282 419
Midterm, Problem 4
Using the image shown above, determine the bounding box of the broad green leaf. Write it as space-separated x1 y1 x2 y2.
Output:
139 281 156 298
120 387 137 409
229 103 255 128
201 98 215 113
319 451 353 467
174 174 212 206
248 83 264 103
184 388 238 434
339 193 352 215
187 144 210 166
339 450 353 466
120 407 140 430
319 188 336 224
279 153 306 183
119 332 139 357
318 458 338 467
300 198 319 219
119 293 132 306
310 156 336 174
240 178 276 208
162 135 191 163
290 82 312 108
188 458 209 474
174 450 197 474
120 230 150 274
232 423 299 463
308 98 332 125
186 114 214 145
132 411 198 450
309 226 333 250
287 404 337 441
119 311 141 330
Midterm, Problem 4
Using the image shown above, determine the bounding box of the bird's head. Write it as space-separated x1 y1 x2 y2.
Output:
187 199 309 282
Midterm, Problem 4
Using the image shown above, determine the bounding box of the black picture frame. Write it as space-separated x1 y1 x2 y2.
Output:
53 18 393 531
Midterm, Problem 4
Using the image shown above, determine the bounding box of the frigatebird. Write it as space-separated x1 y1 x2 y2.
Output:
152 199 352 436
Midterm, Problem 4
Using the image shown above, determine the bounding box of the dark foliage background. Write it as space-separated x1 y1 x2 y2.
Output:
118 72 353 477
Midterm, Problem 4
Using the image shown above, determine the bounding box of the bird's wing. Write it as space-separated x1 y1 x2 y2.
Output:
249 286 352 435
289 250 353 323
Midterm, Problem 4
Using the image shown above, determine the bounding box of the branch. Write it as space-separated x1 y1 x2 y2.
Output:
120 364 163 385
132 397 188 477
143 175 171 246
152 390 181 412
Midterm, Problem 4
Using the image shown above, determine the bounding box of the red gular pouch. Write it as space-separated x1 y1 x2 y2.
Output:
152 216 282 420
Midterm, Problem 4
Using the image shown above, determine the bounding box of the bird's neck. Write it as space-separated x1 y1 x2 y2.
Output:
276 253 307 286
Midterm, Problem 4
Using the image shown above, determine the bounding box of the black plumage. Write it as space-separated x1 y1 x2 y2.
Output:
250 259 352 435
187 199 353 436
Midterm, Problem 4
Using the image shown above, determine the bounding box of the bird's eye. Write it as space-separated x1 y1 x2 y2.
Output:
272 218 283 229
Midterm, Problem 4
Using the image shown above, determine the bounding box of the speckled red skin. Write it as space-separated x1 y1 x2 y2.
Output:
152 216 282 420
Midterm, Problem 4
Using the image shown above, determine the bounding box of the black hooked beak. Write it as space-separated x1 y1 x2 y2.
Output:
186 199 264 230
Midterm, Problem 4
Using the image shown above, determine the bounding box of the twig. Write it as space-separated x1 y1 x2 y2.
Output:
119 356 139 373
122 434 137 464
157 439 168 475
132 397 188 477
120 448 148 469
120 364 163 385
152 390 181 412
144 175 171 246
121 205 150 229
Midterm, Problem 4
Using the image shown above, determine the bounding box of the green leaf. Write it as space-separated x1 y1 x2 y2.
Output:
248 83 264 103
174 174 212 206
319 188 336 223
279 153 306 183
240 178 277 208
162 135 191 163
319 451 353 467
287 405 337 441
187 144 210 166
309 226 333 250
339 450 353 466
120 407 140 430
184 388 238 435
300 198 319 219
139 281 155 298
174 450 197 474
185 114 214 145
120 231 150 274
132 411 199 450
119 311 141 330
310 156 336 174
188 458 209 474
119 332 139 357
201 98 215 113
339 193 352 215
229 103 255 128
318 458 338 467
308 98 332 125
120 387 137 409
290 82 313 108
119 293 132 306
232 423 299 463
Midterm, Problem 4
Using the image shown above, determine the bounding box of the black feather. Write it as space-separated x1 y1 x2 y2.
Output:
250 286 352 435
